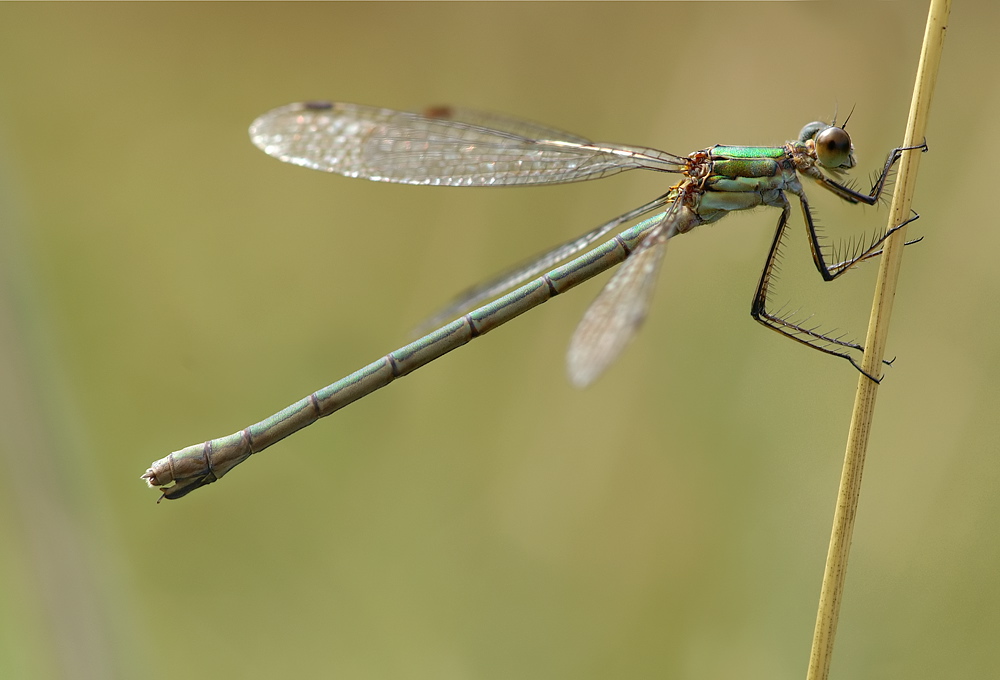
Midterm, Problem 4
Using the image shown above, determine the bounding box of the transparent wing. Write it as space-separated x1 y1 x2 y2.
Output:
249 101 687 187
566 204 687 388
415 192 676 334
417 105 592 144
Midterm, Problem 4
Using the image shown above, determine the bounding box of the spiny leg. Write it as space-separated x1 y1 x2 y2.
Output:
827 228 923 272
813 140 928 206
799 189 922 281
800 140 926 277
750 199 886 382
863 139 928 202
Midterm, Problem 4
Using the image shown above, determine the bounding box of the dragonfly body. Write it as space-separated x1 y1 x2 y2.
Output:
143 102 922 500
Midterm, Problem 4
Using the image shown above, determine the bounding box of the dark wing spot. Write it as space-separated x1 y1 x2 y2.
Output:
423 106 454 120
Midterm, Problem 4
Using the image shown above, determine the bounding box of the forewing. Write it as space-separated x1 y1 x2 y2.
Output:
417 106 592 144
249 101 685 186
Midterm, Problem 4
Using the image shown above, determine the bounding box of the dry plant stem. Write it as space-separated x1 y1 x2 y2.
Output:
806 1 951 679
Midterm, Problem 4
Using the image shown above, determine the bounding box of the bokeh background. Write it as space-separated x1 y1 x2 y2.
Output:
0 2 994 679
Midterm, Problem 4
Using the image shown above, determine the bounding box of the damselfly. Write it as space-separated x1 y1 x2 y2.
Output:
143 101 924 500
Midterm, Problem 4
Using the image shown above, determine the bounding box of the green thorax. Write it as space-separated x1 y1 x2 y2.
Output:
692 143 799 218
703 144 792 183
709 144 787 159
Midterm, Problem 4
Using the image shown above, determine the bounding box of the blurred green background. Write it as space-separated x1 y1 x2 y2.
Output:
0 2 995 679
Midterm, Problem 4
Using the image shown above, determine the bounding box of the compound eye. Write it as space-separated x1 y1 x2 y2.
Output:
814 126 854 169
